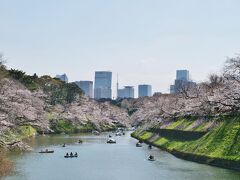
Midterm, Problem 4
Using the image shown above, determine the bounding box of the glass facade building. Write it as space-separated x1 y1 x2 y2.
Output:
75 81 93 98
176 70 189 81
117 86 134 99
138 85 152 97
94 71 112 99
170 69 195 94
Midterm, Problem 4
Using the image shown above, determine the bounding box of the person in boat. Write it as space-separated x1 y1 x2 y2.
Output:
78 140 83 144
62 143 66 147
75 152 78 157
70 152 73 157
66 153 69 157
149 155 154 160
148 145 152 149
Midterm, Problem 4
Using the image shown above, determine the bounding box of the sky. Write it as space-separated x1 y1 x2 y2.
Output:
1 0 240 97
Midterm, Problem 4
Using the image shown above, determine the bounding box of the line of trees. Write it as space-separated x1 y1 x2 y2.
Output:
129 56 240 125
179 56 240 114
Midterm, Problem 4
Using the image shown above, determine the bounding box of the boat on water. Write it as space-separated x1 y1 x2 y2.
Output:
64 154 78 158
64 153 78 158
136 142 142 147
148 155 155 161
115 132 122 136
107 138 116 144
39 149 54 153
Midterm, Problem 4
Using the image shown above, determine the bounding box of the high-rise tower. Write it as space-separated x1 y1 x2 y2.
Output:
94 71 112 99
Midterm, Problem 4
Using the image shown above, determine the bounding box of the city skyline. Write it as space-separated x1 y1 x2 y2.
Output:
55 69 193 99
1 0 240 96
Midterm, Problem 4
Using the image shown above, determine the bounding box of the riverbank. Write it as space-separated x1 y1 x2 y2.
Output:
131 115 240 171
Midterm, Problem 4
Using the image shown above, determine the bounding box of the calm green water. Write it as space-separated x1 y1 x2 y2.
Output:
5 132 240 180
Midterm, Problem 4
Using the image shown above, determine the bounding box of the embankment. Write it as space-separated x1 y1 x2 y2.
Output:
131 116 240 171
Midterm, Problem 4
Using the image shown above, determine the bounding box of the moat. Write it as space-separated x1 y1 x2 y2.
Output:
5 132 240 180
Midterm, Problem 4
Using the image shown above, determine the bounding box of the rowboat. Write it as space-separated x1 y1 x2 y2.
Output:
39 150 54 153
148 155 155 161
64 155 78 158
136 142 142 147
107 138 116 144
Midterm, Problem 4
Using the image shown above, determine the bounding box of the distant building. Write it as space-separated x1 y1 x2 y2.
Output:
94 71 112 99
170 85 175 94
174 79 190 92
55 74 68 83
75 81 93 98
153 92 162 96
138 84 152 97
117 86 134 99
170 70 195 94
176 70 189 81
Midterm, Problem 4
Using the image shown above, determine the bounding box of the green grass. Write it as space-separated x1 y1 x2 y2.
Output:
139 132 153 141
164 119 196 131
180 117 240 161
165 119 186 129
133 115 240 161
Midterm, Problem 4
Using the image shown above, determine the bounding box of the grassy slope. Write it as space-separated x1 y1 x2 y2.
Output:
132 115 240 161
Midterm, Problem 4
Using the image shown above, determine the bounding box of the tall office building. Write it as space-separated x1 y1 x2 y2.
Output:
117 86 134 99
55 74 68 83
176 70 189 81
170 69 195 94
75 81 93 98
138 84 152 97
94 71 112 99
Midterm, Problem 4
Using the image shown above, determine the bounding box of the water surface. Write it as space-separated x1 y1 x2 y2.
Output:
5 132 240 180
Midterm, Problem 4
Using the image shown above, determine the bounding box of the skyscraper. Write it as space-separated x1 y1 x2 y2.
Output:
75 81 93 98
138 84 152 97
94 71 112 99
176 70 189 81
170 69 195 94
